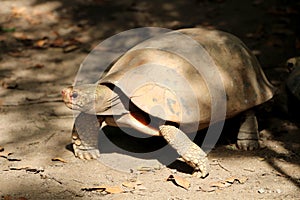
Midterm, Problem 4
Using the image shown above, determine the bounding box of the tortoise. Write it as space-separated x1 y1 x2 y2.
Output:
61 28 274 178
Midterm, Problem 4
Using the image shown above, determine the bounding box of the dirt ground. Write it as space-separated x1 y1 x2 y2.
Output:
0 0 300 199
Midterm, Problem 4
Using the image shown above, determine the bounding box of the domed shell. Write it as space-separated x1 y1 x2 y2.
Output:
99 28 274 126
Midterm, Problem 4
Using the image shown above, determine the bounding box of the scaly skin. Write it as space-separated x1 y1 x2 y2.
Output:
237 110 260 151
71 112 103 160
159 125 209 178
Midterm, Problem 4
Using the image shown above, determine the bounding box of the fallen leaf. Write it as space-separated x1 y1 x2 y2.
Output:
51 37 65 47
81 186 105 192
122 180 143 189
198 185 216 192
122 181 137 189
237 176 248 184
82 185 124 194
105 186 124 194
63 44 79 53
9 166 44 173
51 157 67 163
210 176 248 189
0 152 12 157
209 181 230 188
225 177 237 184
34 38 49 48
167 175 190 190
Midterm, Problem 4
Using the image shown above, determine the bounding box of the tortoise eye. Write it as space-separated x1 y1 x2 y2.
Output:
71 91 78 99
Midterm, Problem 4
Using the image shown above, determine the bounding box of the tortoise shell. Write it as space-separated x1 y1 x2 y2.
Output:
98 28 274 127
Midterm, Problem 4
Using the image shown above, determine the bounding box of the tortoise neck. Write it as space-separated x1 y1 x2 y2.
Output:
94 84 121 114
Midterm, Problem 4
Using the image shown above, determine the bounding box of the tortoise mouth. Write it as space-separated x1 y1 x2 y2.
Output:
63 100 83 111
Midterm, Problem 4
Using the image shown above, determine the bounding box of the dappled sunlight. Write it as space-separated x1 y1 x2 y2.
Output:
0 0 299 199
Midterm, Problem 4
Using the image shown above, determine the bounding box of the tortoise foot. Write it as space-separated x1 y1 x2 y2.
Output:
73 143 100 160
159 125 209 178
237 139 259 151
72 135 100 160
237 110 260 151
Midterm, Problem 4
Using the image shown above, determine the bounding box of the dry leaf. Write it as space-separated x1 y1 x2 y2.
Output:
122 181 137 189
51 38 65 47
81 186 105 192
105 186 124 194
236 176 248 184
209 181 229 188
122 180 143 189
51 157 67 163
225 176 249 184
82 185 124 194
225 176 237 184
34 38 49 48
63 44 79 53
9 166 44 173
0 151 12 158
167 175 190 190
198 185 216 192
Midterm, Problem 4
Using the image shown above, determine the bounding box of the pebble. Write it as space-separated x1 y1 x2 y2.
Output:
275 189 282 193
258 188 266 194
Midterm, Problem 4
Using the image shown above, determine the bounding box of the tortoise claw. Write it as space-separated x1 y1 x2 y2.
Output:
73 143 100 160
237 139 259 151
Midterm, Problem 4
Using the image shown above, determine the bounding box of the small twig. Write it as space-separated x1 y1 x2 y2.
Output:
211 160 230 172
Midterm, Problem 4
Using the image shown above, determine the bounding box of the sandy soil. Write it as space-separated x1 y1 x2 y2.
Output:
0 0 299 199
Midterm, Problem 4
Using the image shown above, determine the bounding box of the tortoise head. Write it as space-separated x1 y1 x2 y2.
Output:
61 84 115 113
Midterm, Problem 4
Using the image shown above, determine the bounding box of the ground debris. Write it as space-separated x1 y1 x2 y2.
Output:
167 174 191 190
81 185 124 194
51 157 67 163
199 176 248 192
122 179 143 189
9 166 44 174
0 152 21 162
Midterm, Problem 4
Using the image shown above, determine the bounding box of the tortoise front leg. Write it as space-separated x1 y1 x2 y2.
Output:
72 112 104 160
159 125 209 178
237 110 259 150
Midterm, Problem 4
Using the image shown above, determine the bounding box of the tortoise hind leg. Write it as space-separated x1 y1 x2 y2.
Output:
237 110 260 150
72 112 103 160
159 125 209 178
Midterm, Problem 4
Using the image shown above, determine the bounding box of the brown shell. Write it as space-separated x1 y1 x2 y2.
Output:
99 28 274 125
